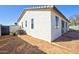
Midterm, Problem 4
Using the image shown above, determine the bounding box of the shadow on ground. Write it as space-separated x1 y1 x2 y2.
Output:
0 36 46 54
53 29 79 42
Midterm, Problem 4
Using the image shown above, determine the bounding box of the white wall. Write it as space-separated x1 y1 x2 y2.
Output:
18 10 51 42
51 13 62 41
10 25 20 34
18 9 69 42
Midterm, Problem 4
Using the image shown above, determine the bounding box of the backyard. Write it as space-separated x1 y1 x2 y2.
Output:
0 30 79 54
54 30 79 53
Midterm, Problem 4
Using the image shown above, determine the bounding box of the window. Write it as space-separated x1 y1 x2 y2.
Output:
31 18 34 29
22 22 23 28
66 22 67 31
66 22 67 28
25 20 27 27
55 16 59 28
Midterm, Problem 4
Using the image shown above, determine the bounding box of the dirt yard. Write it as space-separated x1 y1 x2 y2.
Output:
54 30 79 53
0 30 79 54
0 35 72 54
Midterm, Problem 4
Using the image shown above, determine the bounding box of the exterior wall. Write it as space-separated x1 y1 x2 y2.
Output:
51 9 69 41
18 10 51 42
18 8 69 42
51 12 62 41
52 8 69 33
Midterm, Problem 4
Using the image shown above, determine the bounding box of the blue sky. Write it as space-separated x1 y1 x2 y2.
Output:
0 5 33 25
56 5 79 17
0 5 79 25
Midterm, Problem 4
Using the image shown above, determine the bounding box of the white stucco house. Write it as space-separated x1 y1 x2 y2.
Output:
17 6 70 42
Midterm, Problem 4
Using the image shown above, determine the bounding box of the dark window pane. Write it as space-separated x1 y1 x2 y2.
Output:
25 20 27 27
55 16 59 28
22 22 23 28
31 19 34 29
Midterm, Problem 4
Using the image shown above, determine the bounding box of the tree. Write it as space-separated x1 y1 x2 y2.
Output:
69 15 79 30
69 15 79 26
69 16 77 26
14 23 17 25
74 15 79 25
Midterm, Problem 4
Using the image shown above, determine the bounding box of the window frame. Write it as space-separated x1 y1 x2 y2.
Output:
55 16 59 28
31 18 34 29
25 20 27 27
22 22 23 28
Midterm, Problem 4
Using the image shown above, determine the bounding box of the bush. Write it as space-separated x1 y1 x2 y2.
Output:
13 33 16 36
10 32 17 36
16 30 26 35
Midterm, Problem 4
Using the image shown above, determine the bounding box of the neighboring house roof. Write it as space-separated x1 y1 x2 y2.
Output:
17 6 70 23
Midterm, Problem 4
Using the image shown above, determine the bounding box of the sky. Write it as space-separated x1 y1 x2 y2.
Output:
0 5 33 25
0 5 79 25
56 5 79 17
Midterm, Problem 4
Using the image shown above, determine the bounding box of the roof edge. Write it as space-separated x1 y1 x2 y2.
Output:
17 5 70 23
53 6 70 23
